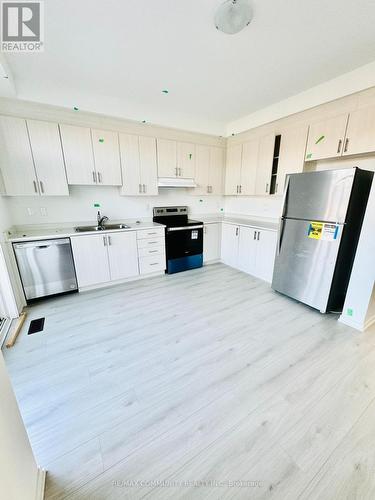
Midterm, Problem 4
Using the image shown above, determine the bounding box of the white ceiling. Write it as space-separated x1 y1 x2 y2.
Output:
4 0 375 135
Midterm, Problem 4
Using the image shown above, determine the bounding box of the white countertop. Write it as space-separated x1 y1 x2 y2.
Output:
7 221 165 242
6 213 279 242
199 214 279 231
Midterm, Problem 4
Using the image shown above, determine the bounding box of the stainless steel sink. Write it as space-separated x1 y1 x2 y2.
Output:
75 223 130 232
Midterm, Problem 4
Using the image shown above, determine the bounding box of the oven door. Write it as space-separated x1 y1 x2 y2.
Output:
166 225 203 273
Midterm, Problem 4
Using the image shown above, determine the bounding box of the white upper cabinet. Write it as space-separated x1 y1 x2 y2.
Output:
225 144 242 195
195 145 224 195
157 139 196 179
177 142 195 178
209 146 224 195
255 133 275 196
120 134 158 196
26 120 69 196
157 138 177 177
343 105 375 156
59 124 96 185
0 116 38 196
305 114 349 161
91 129 122 186
60 125 122 186
241 138 259 195
276 125 308 195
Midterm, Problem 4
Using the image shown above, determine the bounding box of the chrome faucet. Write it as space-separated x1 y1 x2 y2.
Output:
97 211 109 228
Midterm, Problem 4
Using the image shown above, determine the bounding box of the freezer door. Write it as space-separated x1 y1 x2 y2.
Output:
272 218 343 312
284 169 356 223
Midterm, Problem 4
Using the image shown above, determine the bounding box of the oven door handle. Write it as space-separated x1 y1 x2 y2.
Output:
167 225 204 232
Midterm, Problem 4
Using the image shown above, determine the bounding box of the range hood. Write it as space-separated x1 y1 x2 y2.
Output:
158 177 197 188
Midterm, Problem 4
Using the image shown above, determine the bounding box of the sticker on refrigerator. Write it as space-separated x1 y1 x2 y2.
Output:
308 222 339 241
321 223 339 241
308 221 324 239
191 230 198 240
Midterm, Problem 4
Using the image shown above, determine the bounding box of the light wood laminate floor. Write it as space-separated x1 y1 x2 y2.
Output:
3 263 375 500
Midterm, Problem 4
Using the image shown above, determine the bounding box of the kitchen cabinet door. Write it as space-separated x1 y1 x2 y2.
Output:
177 142 195 178
59 124 96 185
71 234 110 288
225 144 242 195
240 138 259 195
119 133 142 195
139 136 158 195
254 229 277 283
237 226 257 275
305 114 348 161
0 116 38 196
343 106 375 156
209 147 225 195
255 134 275 195
157 138 177 177
195 144 210 195
203 223 221 263
26 120 69 196
276 125 308 196
107 231 139 281
221 223 239 268
91 129 122 186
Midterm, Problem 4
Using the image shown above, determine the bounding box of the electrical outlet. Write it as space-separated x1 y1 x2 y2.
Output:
40 207 48 217
27 208 35 216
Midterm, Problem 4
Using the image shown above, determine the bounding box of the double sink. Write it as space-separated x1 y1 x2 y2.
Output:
75 223 130 232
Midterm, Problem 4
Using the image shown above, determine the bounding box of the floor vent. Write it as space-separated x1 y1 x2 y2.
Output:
28 318 45 335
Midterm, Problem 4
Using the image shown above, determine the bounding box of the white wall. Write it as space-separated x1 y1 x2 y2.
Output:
340 177 375 331
5 187 225 226
0 353 42 500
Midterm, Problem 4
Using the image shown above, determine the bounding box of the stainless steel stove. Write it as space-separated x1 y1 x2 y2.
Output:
153 206 203 274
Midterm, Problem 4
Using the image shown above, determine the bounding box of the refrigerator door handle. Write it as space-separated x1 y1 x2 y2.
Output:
280 175 290 218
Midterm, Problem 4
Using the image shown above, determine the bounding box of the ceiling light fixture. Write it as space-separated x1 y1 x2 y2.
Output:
215 0 253 35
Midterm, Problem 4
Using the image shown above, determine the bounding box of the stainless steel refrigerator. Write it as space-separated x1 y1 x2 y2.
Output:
272 168 373 313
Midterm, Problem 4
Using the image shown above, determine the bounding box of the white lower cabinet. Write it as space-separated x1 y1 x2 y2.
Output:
71 234 111 288
221 223 240 268
71 231 139 288
221 223 277 283
107 232 139 281
137 229 166 275
203 223 221 263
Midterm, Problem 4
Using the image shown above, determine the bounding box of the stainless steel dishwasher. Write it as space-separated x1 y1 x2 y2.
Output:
13 238 78 301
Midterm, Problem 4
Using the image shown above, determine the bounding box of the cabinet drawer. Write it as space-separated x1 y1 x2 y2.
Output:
137 237 165 249
139 255 166 274
138 246 165 258
137 228 164 239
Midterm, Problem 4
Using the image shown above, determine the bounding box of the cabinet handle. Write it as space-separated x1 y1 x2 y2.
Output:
150 262 159 266
257 232 260 241
92 171 97 183
344 138 349 153
266 183 269 193
337 139 342 154
236 185 239 194
33 180 38 193
108 236 112 246
40 181 44 194
239 185 242 194
254 231 257 240
143 184 147 193
148 241 158 244
149 250 158 253
103 236 107 246
235 227 239 236
139 184 142 193
98 172 102 183
275 183 278 193
175 167 178 176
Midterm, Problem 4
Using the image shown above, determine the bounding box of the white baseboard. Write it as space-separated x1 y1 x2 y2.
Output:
35 468 46 500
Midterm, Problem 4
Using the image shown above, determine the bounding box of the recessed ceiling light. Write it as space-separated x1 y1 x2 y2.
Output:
215 0 253 35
